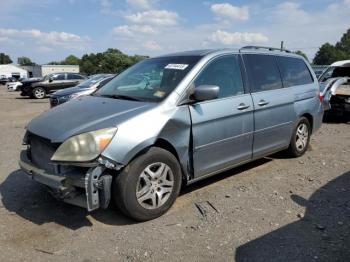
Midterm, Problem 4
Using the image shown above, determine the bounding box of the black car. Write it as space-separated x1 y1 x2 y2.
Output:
50 74 115 107
20 72 87 99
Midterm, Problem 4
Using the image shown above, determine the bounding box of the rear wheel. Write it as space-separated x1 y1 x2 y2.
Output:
287 117 311 157
113 147 182 221
32 87 46 99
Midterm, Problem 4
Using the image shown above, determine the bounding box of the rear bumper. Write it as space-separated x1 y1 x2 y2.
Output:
19 151 112 211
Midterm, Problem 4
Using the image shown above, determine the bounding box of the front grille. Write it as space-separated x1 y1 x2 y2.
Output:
50 97 59 107
29 133 60 173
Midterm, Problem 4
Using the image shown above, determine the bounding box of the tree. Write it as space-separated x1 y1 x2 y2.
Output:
79 48 147 75
61 55 80 65
335 28 350 52
313 43 347 65
17 56 35 66
0 53 12 64
313 28 350 65
294 50 309 62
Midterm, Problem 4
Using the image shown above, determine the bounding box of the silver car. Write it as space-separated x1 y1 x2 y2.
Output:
19 47 323 221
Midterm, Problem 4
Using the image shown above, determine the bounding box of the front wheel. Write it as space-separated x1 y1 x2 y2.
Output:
287 117 311 157
113 147 182 221
32 87 46 99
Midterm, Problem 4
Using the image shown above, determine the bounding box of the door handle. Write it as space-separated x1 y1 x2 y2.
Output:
237 103 250 110
258 100 269 106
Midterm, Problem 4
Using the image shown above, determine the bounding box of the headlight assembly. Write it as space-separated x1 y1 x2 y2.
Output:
51 127 117 162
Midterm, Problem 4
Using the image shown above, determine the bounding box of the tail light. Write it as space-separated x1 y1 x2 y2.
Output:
318 92 324 103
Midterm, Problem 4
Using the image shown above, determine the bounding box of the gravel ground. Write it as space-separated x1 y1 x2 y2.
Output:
0 87 349 262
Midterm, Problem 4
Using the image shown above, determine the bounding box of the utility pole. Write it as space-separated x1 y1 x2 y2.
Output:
280 41 284 51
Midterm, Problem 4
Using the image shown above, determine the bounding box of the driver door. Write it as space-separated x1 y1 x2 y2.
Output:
189 55 254 178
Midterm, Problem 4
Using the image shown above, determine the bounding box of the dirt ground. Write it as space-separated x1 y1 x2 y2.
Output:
0 87 349 262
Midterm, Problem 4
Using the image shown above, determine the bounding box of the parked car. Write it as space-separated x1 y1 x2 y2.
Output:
320 77 350 120
6 80 23 91
19 72 87 99
318 60 350 83
50 74 115 107
19 47 323 221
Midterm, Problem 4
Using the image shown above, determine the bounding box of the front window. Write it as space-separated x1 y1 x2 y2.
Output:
95 56 200 102
319 66 350 82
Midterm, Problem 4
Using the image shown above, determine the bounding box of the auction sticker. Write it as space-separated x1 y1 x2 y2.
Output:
165 64 189 70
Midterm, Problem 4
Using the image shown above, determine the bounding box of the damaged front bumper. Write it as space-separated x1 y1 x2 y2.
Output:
19 151 114 211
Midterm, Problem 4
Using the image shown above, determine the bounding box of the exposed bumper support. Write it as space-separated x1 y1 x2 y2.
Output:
19 151 113 211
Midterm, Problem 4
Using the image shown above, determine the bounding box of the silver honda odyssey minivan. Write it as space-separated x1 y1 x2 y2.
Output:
19 46 323 221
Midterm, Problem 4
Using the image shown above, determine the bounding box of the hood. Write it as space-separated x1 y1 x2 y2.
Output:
27 95 157 142
52 86 91 97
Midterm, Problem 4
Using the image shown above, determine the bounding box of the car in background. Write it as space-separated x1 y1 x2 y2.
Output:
318 61 350 121
320 77 350 121
19 72 87 99
318 60 350 83
7 79 24 91
50 74 115 107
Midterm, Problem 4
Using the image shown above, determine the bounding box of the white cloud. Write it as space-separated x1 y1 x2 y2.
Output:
126 0 154 10
0 28 88 50
211 3 249 21
271 2 310 24
125 10 179 26
210 30 268 45
143 40 162 51
112 25 156 36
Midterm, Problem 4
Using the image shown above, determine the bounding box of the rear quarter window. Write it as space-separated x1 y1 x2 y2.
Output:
277 56 314 87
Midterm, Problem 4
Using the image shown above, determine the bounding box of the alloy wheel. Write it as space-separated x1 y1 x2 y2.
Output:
295 123 309 151
34 88 45 99
136 162 174 209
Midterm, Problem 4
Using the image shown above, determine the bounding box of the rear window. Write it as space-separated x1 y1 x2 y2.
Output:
243 54 283 92
277 56 314 87
68 74 84 80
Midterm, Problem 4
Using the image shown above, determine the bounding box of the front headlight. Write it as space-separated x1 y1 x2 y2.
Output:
51 127 117 162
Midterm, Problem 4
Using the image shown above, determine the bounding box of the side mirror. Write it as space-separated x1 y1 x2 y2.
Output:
49 77 53 82
192 85 219 102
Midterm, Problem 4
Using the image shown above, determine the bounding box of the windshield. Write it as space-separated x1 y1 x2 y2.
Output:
77 74 108 88
319 66 350 82
95 56 200 102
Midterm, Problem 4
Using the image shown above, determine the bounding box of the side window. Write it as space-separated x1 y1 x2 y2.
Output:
277 56 314 87
244 54 283 92
68 74 83 80
52 74 65 80
194 55 244 99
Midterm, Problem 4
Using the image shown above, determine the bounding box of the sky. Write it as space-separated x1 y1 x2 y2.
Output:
0 0 349 64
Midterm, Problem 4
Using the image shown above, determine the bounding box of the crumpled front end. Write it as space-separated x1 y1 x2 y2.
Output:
19 132 119 211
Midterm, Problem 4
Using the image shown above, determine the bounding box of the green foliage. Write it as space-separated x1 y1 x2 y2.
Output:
313 29 350 65
17 56 35 66
61 55 80 65
80 48 148 75
0 53 13 64
294 50 309 61
47 49 147 75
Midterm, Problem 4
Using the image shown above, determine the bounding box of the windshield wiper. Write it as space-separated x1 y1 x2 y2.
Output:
99 94 141 101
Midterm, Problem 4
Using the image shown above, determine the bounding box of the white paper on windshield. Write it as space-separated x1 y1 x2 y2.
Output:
165 64 189 70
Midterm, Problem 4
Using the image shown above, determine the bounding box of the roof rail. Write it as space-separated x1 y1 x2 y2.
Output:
239 46 292 53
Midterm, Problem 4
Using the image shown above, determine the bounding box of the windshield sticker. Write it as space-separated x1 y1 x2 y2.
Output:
165 64 189 70
154 91 166 98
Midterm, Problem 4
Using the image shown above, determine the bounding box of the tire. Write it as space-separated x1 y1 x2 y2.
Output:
286 117 311 157
32 87 46 99
113 147 182 221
